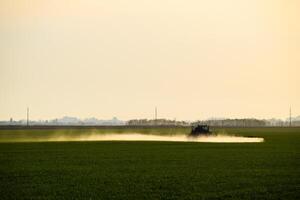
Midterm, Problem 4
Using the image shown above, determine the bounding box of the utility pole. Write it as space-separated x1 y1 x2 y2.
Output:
289 106 292 127
155 106 157 125
27 107 29 126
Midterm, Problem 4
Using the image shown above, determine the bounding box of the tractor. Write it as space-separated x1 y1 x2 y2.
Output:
190 124 211 136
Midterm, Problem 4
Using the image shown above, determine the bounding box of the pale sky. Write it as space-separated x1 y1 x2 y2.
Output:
0 0 299 121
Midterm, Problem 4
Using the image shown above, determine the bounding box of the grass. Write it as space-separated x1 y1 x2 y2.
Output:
0 127 299 199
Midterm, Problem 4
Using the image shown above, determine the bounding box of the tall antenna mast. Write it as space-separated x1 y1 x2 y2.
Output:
27 107 29 126
155 107 157 121
289 106 292 127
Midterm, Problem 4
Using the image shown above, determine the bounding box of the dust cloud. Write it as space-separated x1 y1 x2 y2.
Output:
33 133 264 143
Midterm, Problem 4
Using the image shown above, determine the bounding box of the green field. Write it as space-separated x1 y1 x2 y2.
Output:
0 127 299 199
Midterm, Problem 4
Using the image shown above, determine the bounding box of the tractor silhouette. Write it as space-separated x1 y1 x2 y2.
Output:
190 125 211 136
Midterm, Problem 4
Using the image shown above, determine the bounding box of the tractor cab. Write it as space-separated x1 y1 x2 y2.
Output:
190 125 211 136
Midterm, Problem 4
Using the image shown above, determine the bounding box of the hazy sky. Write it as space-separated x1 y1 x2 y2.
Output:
0 0 299 120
